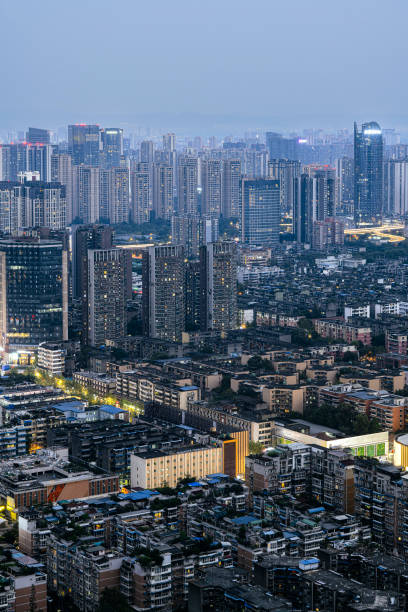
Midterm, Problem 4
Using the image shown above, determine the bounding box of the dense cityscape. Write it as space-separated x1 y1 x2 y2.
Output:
0 118 406 612
3 0 408 611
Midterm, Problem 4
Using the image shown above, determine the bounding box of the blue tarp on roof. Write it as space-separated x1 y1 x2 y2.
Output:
118 490 159 501
231 515 258 526
307 507 325 514
99 405 125 414
179 385 198 391
300 557 319 565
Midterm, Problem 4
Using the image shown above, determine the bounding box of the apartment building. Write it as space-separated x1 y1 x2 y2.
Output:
131 446 223 489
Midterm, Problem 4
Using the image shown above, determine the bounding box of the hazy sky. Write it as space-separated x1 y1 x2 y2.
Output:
1 0 407 136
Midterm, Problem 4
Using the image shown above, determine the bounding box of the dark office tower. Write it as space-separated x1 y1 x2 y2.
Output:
335 157 354 215
294 174 314 244
266 132 299 160
222 159 241 218
177 156 198 214
241 178 280 247
354 121 384 224
26 127 50 145
108 167 130 224
0 237 68 356
68 124 100 166
201 159 222 218
268 159 301 215
140 140 154 164
27 144 52 181
51 153 74 223
100 128 123 169
153 164 174 219
200 241 237 332
384 160 408 216
303 166 336 220
73 166 100 223
131 169 151 223
87 248 126 346
142 245 185 342
163 133 175 152
185 261 201 330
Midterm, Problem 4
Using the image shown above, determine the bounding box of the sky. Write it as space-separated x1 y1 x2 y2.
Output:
1 0 408 136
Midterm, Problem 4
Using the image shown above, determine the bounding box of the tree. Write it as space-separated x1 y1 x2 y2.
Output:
237 525 247 544
249 441 264 455
247 356 273 372
239 384 258 398
98 588 132 612
298 318 315 332
353 413 371 436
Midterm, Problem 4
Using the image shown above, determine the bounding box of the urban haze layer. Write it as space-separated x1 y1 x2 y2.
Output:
1 122 408 612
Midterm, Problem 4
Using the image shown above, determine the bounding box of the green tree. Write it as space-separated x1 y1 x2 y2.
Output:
249 441 264 455
98 588 133 612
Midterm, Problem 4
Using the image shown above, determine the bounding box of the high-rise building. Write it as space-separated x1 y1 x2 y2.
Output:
171 214 201 257
140 141 154 164
266 132 299 160
354 121 384 224
68 124 100 166
335 157 354 215
131 169 151 223
244 147 268 178
51 153 73 223
177 156 198 214
163 133 176 152
22 181 67 230
201 159 222 218
108 167 130 224
303 165 336 220
0 237 68 356
87 248 127 346
72 224 114 301
26 144 52 181
100 128 123 168
26 127 50 145
241 178 280 246
142 245 185 342
0 182 23 233
0 144 28 181
384 160 408 216
0 143 52 181
153 163 174 219
222 159 241 218
171 214 219 258
200 241 237 332
267 159 301 216
293 174 314 244
0 180 67 232
73 166 100 223
185 261 201 331
312 217 345 250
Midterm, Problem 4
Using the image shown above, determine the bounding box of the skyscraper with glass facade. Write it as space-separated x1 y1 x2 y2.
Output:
0 238 68 356
354 121 384 224
241 178 280 246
